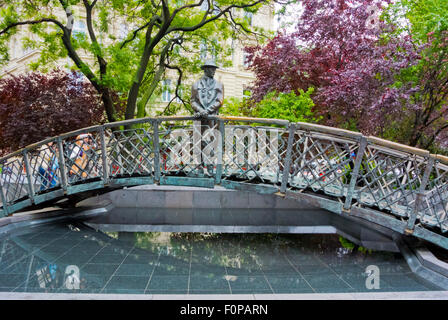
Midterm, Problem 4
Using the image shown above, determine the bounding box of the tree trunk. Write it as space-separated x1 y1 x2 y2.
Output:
125 43 156 120
408 111 423 147
100 87 116 123
409 131 422 147
126 84 140 120
124 16 170 120
138 64 166 117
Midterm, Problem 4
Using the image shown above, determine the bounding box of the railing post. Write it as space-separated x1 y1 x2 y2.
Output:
0 174 9 217
343 136 368 211
406 156 434 231
22 150 35 203
153 119 160 182
215 119 225 185
56 137 68 191
100 126 109 185
280 123 296 193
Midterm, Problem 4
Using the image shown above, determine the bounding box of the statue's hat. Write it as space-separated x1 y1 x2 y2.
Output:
201 59 218 69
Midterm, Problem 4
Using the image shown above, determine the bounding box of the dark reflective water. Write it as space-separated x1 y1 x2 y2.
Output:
0 222 441 294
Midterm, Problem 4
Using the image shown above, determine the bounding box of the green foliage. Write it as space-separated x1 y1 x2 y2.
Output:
381 112 415 144
220 97 251 117
357 246 372 254
155 101 186 117
220 88 319 125
252 88 320 123
335 117 359 133
338 236 355 250
384 0 448 151
338 236 373 254
393 0 448 42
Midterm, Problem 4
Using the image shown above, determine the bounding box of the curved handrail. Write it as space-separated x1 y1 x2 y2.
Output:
0 116 447 249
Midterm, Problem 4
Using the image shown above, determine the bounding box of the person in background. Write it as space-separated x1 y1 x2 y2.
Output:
37 139 59 190
68 133 97 182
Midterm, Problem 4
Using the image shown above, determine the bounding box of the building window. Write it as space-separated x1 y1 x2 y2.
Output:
200 1 209 11
118 23 129 41
242 51 250 68
231 38 235 64
199 39 218 61
72 20 87 37
162 79 171 102
244 11 253 26
210 39 218 61
201 0 220 14
22 42 32 56
212 2 221 15
200 40 207 60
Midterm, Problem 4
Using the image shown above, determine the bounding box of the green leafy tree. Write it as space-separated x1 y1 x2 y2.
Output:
389 0 448 41
0 0 272 122
220 97 251 116
384 0 448 151
251 88 318 123
220 88 318 124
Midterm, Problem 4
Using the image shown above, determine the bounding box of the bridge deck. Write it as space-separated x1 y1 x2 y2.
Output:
0 116 447 249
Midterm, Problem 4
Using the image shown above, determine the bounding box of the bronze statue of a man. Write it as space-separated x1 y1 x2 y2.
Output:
191 60 224 123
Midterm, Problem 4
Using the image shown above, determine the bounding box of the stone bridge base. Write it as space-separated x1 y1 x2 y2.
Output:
79 184 400 252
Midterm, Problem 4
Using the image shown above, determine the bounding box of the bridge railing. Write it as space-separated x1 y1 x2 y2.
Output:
0 116 447 241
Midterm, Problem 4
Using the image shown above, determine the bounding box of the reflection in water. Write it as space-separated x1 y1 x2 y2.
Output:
0 222 441 294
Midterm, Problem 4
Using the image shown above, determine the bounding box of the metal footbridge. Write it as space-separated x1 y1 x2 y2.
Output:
0 116 447 249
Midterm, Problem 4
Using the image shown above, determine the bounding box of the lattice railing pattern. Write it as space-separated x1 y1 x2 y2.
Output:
0 116 447 245
287 130 360 198
63 133 102 184
352 146 428 218
28 144 62 193
419 162 448 232
0 156 29 203
159 121 217 178
222 124 288 184
106 127 155 178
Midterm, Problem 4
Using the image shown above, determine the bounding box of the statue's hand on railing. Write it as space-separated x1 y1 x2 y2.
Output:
194 111 209 119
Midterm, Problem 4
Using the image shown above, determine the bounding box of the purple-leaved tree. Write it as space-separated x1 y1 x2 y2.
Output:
0 69 109 155
246 0 422 140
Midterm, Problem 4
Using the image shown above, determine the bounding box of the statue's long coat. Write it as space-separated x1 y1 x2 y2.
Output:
191 76 224 116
